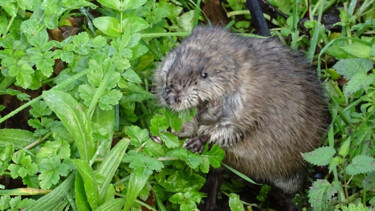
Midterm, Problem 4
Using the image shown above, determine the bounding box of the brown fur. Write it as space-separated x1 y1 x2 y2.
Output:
154 26 330 194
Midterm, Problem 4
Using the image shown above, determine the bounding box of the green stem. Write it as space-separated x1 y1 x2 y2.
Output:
157 157 180 161
140 32 191 38
0 68 91 124
86 64 115 119
226 10 250 17
307 0 324 62
14 132 52 156
2 11 17 39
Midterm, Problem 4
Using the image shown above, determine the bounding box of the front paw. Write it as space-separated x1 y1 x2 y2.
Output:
183 135 209 154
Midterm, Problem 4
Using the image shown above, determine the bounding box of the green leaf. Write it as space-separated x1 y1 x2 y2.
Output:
62 0 97 9
0 1 18 17
92 108 115 157
75 173 91 211
169 189 204 211
24 174 75 211
338 138 351 157
205 144 225 168
121 0 147 10
98 89 123 111
302 146 336 166
0 129 34 148
43 90 95 161
97 138 130 200
73 159 100 209
95 198 125 211
155 169 205 192
97 0 121 11
341 203 369 211
38 157 72 189
159 132 179 148
79 84 96 107
333 58 373 80
344 72 375 97
36 140 71 162
29 101 53 118
122 17 149 34
123 69 142 84
308 180 340 211
346 155 375 176
123 168 150 210
123 150 164 172
177 10 195 32
363 171 375 192
93 17 121 37
150 115 169 136
228 193 245 211
125 126 150 147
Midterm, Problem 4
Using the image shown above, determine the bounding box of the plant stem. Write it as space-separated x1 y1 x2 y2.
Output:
14 132 52 155
2 11 17 39
157 157 180 161
140 32 191 38
307 0 324 62
226 10 250 17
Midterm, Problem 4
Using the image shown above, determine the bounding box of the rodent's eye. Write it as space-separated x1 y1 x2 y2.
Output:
201 72 208 79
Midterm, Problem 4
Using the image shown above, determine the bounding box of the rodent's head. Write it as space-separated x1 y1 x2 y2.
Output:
154 27 239 111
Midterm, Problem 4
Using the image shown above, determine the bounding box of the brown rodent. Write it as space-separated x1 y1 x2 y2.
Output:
154 26 330 196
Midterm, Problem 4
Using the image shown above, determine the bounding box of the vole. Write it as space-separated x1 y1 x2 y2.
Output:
154 26 330 207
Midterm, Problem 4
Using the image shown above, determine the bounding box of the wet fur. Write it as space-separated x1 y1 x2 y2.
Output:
154 26 330 194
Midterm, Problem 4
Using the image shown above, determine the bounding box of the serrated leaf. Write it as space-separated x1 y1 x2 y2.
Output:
346 155 375 176
341 202 368 211
333 58 373 80
93 17 121 37
123 150 164 172
302 146 336 166
205 144 225 168
125 125 150 147
363 171 375 192
159 132 180 148
308 180 340 211
344 72 375 97
229 193 245 211
43 90 95 161
98 89 123 110
150 115 169 136
29 101 52 118
38 157 71 189
143 140 165 157
122 17 149 34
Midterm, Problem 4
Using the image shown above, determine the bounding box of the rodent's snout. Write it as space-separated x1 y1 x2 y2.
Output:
162 86 181 106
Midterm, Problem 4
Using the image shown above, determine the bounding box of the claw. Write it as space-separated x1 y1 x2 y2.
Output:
149 133 162 144
184 135 210 154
